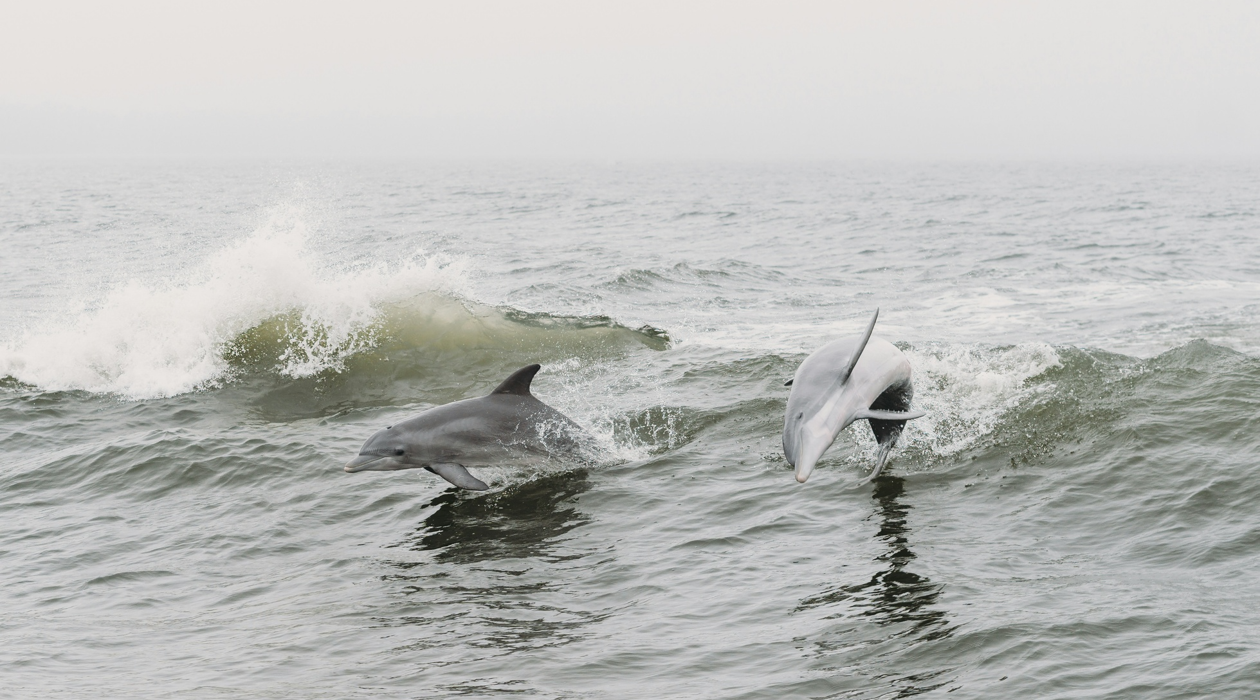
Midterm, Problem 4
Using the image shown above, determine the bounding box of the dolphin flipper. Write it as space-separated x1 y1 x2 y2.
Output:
855 408 926 421
427 463 490 491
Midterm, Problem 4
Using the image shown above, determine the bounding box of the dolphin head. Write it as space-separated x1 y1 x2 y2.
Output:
783 357 873 483
345 425 417 472
784 411 851 483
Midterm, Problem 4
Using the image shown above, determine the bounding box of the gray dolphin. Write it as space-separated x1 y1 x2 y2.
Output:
783 309 925 483
344 364 590 491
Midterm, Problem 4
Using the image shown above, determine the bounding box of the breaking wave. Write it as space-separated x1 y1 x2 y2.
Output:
0 215 666 400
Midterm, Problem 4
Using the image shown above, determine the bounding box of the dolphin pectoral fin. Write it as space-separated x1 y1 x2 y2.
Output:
426 463 490 491
855 408 926 421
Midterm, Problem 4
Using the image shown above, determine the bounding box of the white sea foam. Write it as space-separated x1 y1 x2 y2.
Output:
0 208 465 399
541 357 662 465
902 342 1062 457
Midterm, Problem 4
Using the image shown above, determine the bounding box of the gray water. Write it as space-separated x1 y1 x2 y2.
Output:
2 160 1259 698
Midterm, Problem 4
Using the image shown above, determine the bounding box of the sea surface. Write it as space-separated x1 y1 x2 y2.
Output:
2 160 1259 699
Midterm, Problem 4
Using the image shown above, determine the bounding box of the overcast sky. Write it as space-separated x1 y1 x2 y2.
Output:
3 0 1259 158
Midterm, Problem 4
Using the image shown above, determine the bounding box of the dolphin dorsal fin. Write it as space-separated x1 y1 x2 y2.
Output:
842 308 879 382
490 364 541 396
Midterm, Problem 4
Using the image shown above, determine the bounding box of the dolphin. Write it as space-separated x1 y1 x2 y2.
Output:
344 364 590 491
783 309 925 483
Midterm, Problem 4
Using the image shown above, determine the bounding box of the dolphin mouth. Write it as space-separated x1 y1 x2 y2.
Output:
792 427 826 484
344 454 385 473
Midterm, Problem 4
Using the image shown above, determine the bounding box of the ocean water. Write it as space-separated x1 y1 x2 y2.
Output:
2 160 1259 699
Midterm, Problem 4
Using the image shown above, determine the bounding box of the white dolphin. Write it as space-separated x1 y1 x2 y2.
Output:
783 309 925 483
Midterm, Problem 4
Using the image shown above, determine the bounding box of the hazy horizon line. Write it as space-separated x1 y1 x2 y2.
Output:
5 102 1257 161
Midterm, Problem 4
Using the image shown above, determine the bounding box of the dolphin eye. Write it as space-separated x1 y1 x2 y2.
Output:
796 412 804 420
394 448 405 456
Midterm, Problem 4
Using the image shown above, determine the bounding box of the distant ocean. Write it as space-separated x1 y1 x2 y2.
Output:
3 160 1258 698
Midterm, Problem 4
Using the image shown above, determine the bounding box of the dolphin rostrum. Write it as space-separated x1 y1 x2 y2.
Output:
344 364 590 491
783 309 925 483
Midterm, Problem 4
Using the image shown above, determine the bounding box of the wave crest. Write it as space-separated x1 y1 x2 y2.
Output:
0 213 669 401
0 213 463 398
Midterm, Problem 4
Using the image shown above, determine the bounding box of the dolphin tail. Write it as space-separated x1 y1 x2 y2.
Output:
860 400 921 482
427 463 490 491
863 443 895 483
843 308 880 381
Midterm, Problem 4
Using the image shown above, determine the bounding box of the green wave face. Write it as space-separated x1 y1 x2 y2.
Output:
224 293 668 377
206 293 668 421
